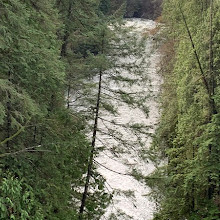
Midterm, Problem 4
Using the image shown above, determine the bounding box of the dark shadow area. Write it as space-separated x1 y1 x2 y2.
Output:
127 0 162 20
133 11 141 18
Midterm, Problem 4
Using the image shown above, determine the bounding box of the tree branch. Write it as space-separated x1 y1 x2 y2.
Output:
94 159 130 176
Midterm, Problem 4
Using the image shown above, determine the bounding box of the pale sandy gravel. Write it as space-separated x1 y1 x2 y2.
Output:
95 19 162 220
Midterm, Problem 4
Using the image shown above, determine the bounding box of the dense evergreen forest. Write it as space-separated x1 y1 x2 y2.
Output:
0 0 125 219
0 0 154 219
149 0 220 219
1 0 220 219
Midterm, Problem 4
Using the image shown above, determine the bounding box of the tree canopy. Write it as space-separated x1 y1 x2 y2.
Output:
148 0 220 219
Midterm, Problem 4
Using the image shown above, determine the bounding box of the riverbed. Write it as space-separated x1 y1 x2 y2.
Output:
95 19 162 220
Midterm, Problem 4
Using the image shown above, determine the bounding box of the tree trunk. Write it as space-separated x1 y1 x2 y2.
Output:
79 31 105 219
79 70 103 219
178 3 217 114
67 84 71 109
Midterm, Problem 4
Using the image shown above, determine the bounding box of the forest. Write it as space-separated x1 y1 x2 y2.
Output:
150 0 220 219
0 0 219 220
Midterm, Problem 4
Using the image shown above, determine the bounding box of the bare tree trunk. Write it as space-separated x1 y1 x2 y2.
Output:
179 4 209 92
67 84 71 109
79 31 106 219
79 70 103 219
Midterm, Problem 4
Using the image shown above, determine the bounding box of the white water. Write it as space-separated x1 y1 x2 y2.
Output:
96 19 162 220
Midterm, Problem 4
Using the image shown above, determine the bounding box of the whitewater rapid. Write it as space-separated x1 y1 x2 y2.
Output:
96 19 162 220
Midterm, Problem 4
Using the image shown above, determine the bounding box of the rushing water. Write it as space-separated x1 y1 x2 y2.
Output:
95 19 162 220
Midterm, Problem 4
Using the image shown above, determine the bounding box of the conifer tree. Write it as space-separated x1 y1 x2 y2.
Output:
73 10 152 219
148 0 220 219
0 0 93 218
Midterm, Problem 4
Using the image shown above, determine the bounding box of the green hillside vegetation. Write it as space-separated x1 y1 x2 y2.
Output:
1 0 220 219
149 0 220 219
0 0 148 219
0 0 116 219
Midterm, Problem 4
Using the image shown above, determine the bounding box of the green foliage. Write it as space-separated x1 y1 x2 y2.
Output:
0 0 109 219
0 0 154 219
99 0 111 15
0 173 43 219
148 0 220 219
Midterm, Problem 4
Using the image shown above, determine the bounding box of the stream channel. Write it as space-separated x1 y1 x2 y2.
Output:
96 19 162 220
71 18 162 219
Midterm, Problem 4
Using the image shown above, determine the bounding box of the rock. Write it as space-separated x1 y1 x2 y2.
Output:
110 0 163 20
125 0 162 19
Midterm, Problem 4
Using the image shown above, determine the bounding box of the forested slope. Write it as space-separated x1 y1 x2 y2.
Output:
0 0 116 219
150 0 220 219
2 0 220 219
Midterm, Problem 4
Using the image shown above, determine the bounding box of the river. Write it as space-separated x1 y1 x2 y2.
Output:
95 19 162 220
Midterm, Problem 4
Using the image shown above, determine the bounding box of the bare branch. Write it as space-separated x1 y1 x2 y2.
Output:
94 159 130 176
0 126 25 146
0 145 52 158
